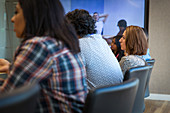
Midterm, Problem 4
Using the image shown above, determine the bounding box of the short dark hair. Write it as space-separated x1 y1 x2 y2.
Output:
93 12 99 15
117 19 127 28
66 9 96 37
125 26 148 55
18 0 80 53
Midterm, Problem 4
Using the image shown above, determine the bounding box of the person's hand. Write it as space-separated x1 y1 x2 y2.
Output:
0 59 10 73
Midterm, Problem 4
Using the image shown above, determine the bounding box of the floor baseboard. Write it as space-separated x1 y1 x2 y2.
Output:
146 93 170 101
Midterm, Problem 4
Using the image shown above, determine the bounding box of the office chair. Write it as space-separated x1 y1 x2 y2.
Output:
83 78 139 113
145 59 155 97
124 65 152 113
0 83 40 113
146 59 155 66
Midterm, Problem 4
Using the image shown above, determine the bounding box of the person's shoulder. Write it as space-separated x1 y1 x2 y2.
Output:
80 34 103 40
22 36 45 47
25 36 54 43
126 55 140 61
127 55 146 65
121 55 130 60
24 36 63 51
91 34 103 39
79 36 90 44
119 55 136 64
127 55 137 59
119 56 128 64
90 34 108 45
79 37 91 51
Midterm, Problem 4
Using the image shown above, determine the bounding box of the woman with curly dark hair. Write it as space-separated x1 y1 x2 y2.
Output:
66 9 123 90
66 9 96 37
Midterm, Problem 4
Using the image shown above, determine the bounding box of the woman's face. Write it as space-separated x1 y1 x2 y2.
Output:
11 3 25 38
111 38 117 53
119 30 126 51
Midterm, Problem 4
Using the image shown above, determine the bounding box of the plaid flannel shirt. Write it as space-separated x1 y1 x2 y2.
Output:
1 36 88 113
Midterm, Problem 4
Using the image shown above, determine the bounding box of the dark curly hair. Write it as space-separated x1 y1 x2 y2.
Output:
66 9 96 37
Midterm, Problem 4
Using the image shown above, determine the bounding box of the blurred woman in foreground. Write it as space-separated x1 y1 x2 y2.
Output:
0 0 87 112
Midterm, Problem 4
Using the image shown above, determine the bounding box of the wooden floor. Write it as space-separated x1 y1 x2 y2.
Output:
144 99 170 113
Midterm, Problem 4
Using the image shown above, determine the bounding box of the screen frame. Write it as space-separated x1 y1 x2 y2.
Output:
144 0 149 33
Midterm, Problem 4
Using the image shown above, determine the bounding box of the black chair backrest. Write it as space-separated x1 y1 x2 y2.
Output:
145 59 155 97
124 65 152 113
0 83 40 113
83 78 139 113
146 59 155 66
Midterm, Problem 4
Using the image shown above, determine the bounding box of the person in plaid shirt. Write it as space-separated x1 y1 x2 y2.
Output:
0 0 88 113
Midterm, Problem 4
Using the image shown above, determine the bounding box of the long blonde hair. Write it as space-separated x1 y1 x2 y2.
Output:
125 25 148 55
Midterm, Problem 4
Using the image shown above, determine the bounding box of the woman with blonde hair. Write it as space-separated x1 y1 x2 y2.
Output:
119 25 148 75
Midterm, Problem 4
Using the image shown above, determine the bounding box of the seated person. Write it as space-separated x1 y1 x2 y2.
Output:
0 0 88 112
66 9 123 89
104 19 127 45
119 26 148 75
111 35 124 62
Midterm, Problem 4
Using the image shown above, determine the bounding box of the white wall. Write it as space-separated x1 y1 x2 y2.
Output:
149 0 170 94
5 0 20 61
0 0 6 58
